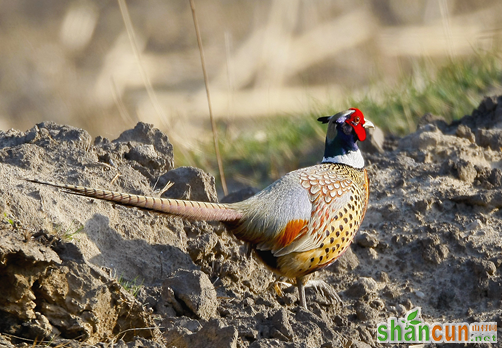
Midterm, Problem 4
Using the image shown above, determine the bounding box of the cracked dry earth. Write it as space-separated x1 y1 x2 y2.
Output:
2 96 502 348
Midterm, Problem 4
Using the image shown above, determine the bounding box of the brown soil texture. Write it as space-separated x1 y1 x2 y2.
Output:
2 97 502 347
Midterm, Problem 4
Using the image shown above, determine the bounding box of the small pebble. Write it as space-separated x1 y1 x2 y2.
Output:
467 219 483 231
347 277 378 298
367 248 379 259
415 290 425 299
356 232 379 248
376 271 390 283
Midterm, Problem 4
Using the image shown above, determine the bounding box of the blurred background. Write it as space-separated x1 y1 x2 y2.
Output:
1 0 502 190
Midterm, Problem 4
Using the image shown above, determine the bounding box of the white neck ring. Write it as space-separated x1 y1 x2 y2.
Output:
322 149 364 169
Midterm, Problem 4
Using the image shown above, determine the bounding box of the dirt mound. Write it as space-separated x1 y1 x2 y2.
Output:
0 232 156 344
1 97 502 347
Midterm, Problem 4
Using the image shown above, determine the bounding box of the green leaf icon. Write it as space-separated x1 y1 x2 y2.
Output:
407 308 419 321
410 320 421 325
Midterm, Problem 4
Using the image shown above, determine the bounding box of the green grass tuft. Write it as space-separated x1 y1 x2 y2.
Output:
53 223 84 241
117 275 143 297
351 52 502 135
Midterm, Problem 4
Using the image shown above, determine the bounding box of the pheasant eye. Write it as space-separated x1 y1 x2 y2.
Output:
354 117 360 123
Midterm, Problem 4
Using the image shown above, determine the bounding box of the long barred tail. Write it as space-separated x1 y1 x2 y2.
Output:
25 179 243 222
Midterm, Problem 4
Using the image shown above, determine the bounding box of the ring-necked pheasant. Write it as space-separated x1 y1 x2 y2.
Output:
27 108 374 309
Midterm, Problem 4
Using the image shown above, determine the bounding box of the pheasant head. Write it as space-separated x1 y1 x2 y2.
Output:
318 108 374 168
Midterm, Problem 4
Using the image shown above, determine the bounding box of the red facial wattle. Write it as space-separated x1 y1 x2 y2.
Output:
346 108 367 142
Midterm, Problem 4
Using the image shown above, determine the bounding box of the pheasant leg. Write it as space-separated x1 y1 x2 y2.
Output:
278 276 342 309
297 275 308 309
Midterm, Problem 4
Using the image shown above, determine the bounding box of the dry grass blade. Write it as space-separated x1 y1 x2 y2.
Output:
117 0 167 127
189 0 228 196
439 0 454 59
110 76 134 125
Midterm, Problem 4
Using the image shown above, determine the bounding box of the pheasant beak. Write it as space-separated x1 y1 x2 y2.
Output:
363 119 375 129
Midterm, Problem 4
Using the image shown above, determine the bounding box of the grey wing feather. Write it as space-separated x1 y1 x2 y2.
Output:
231 169 312 251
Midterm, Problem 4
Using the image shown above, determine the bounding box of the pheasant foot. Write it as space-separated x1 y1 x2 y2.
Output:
274 277 342 308
306 279 343 305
